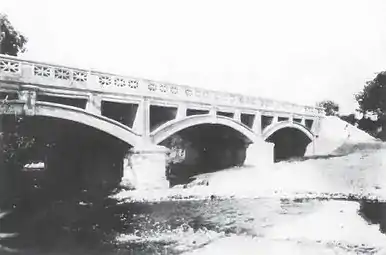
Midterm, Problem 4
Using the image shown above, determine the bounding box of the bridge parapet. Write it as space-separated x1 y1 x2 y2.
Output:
0 54 325 116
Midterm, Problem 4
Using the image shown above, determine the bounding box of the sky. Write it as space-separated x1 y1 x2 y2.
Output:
1 0 386 114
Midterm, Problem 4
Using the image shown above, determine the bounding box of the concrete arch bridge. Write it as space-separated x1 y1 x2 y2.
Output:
0 55 324 189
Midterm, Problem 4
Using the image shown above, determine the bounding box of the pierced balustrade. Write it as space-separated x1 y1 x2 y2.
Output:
0 54 325 117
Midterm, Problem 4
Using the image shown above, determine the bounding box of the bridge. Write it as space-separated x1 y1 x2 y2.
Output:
0 54 325 190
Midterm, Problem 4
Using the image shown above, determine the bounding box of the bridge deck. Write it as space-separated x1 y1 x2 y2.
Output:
0 54 324 117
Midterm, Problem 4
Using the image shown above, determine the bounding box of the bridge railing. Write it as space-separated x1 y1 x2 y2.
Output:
0 54 325 116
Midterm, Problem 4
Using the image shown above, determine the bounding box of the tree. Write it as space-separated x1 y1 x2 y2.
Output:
317 100 340 116
339 113 357 126
0 14 29 207
0 13 30 167
357 116 379 137
355 72 386 140
355 72 386 116
0 13 28 55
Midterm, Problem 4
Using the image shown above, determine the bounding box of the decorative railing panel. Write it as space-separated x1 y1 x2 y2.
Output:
0 54 325 116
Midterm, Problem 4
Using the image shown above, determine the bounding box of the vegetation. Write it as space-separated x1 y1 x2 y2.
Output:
0 14 30 207
317 100 339 116
356 72 386 117
355 72 386 140
0 13 31 165
0 13 27 55
339 113 356 126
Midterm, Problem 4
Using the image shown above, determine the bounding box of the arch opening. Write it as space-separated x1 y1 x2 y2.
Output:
266 127 312 162
159 123 252 186
0 115 131 209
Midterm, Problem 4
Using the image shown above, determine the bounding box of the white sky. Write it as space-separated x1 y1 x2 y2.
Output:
1 0 386 113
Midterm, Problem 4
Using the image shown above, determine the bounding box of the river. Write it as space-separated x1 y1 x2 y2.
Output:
1 144 386 254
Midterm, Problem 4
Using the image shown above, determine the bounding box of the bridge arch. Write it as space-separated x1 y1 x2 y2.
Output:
151 115 259 145
262 121 314 161
262 121 314 141
151 115 260 186
1 101 141 147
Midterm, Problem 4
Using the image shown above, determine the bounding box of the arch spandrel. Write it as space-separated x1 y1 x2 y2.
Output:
0 101 141 147
262 121 314 141
151 115 260 145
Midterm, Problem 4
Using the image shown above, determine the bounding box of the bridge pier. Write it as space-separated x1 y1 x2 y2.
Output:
121 145 170 190
244 140 275 169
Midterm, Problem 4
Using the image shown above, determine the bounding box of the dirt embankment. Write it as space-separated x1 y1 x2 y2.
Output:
306 116 382 157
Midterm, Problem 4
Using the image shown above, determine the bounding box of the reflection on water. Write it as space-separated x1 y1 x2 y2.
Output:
0 190 120 254
1 184 386 255
0 186 273 254
359 200 386 235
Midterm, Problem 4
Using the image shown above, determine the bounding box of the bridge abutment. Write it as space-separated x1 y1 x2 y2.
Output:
121 145 170 190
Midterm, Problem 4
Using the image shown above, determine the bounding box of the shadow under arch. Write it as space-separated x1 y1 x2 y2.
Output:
0 101 140 210
263 121 314 162
150 115 259 186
